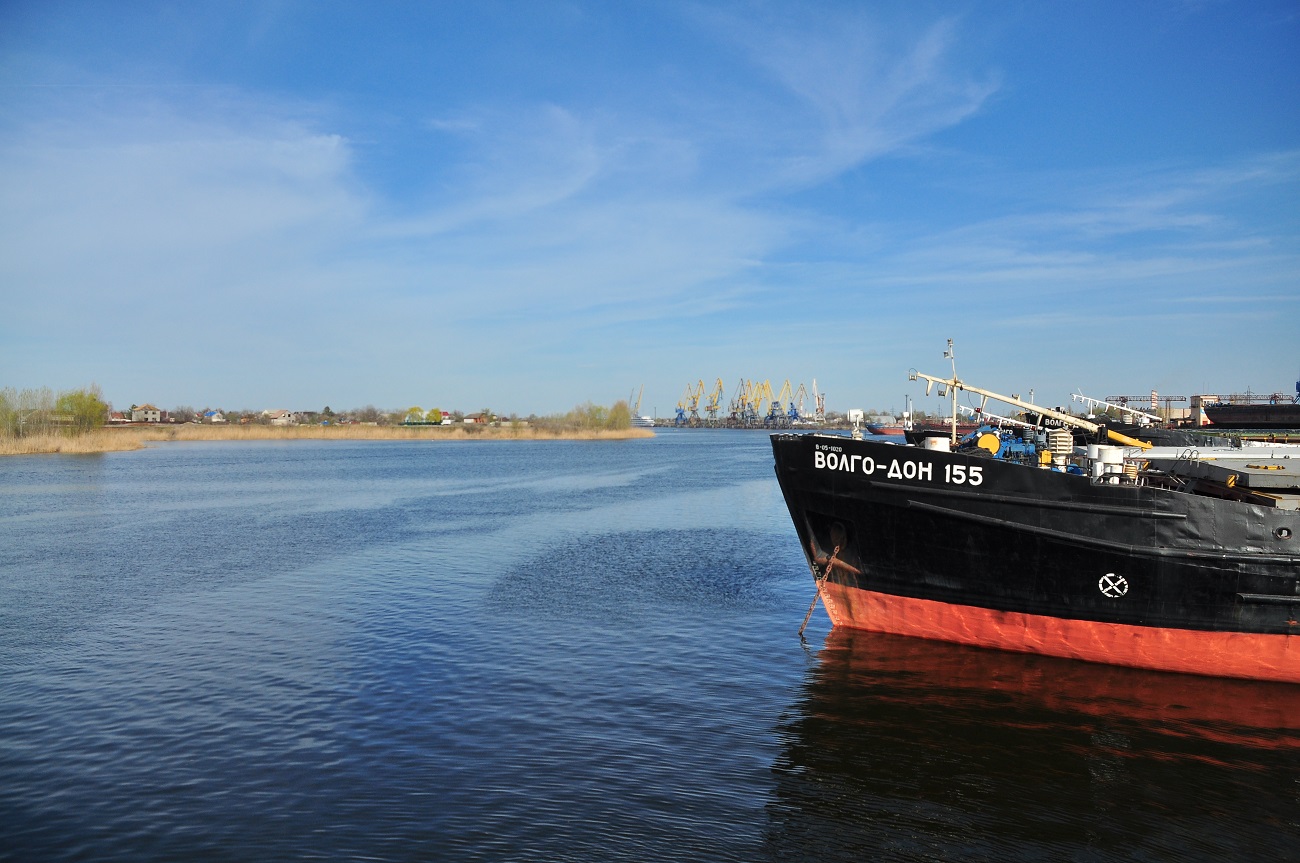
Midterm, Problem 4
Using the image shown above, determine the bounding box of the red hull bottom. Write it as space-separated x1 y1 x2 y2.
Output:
820 581 1299 684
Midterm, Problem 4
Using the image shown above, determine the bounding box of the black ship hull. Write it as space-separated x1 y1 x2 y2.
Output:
1204 402 1300 429
771 433 1300 682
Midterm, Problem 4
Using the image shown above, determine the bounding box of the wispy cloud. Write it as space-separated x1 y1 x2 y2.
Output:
684 7 999 189
389 105 606 237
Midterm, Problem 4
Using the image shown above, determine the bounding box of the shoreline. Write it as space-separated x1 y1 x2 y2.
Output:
0 424 656 456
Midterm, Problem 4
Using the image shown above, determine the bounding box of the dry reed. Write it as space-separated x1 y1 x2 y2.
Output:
0 424 654 456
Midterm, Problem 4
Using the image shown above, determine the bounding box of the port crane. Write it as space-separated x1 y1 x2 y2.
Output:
728 378 767 427
676 375 823 427
789 382 809 424
703 378 725 425
675 380 705 426
767 380 795 427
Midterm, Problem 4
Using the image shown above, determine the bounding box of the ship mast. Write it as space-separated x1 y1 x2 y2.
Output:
944 339 958 445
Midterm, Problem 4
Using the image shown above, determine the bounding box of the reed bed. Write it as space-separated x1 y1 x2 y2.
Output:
0 429 150 456
0 423 654 456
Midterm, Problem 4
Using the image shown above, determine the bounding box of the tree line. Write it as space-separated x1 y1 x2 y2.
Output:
0 386 110 438
396 400 633 431
0 387 635 438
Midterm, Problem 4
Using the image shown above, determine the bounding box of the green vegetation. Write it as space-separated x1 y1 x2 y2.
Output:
606 399 632 429
534 400 632 432
1 385 108 438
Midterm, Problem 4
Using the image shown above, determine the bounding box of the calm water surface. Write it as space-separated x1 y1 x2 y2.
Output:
1 430 1296 861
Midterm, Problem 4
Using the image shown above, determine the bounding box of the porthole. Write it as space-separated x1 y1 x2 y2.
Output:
1276 527 1294 540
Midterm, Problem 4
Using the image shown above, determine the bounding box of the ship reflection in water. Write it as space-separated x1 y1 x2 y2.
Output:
766 629 1300 861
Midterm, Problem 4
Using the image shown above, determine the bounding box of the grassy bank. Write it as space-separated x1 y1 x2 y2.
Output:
0 423 655 456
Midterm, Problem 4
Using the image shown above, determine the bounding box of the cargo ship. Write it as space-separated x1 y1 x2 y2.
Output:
773 355 1299 683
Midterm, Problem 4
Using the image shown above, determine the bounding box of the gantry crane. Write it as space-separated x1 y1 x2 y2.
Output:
1106 393 1188 420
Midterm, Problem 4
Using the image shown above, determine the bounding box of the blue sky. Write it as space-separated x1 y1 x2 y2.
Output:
2 1 1297 418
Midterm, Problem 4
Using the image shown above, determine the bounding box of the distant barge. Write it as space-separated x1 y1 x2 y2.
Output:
1203 381 1300 429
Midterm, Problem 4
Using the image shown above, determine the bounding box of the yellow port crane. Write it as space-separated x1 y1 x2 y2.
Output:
749 380 774 427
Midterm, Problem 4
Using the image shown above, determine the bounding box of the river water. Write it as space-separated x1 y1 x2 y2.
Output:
1 429 1296 861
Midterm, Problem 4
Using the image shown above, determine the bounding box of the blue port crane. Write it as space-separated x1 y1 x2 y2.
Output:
788 382 809 424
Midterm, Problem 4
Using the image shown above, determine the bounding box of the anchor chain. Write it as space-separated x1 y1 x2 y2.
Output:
797 545 839 637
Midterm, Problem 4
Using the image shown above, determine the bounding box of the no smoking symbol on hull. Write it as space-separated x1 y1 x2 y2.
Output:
1099 573 1129 598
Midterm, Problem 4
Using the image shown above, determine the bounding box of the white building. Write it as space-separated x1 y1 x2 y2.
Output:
131 404 162 423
